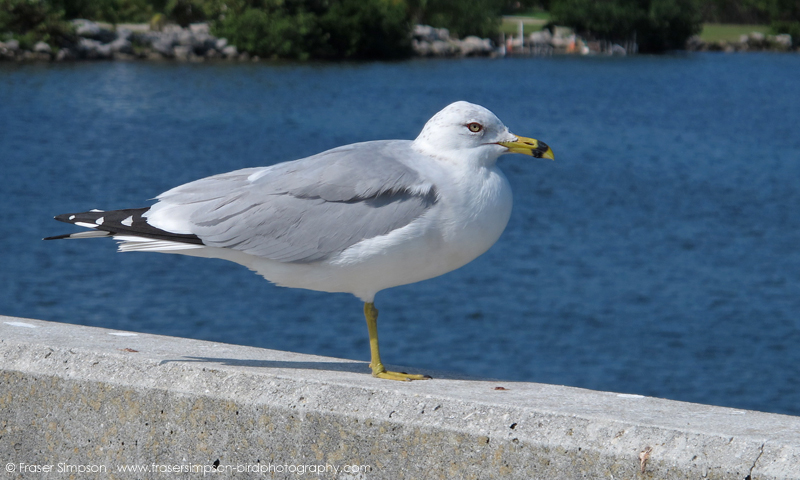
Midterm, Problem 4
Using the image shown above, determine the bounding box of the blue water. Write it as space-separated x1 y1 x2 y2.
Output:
1 54 799 416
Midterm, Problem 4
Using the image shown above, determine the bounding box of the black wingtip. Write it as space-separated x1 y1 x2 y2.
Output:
54 213 77 223
46 207 203 245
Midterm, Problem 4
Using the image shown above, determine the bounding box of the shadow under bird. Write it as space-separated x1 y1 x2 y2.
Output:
46 101 554 381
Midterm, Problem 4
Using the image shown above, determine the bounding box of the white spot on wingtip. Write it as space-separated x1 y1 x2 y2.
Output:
95 217 104 225
90 209 104 212
4 321 38 328
121 216 134 227
108 332 138 336
69 215 76 220
75 222 98 229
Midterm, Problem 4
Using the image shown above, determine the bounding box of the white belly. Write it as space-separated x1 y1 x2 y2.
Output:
238 165 514 301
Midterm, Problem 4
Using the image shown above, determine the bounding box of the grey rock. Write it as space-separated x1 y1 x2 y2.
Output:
173 45 191 60
109 37 133 54
72 18 116 43
33 41 52 54
152 38 175 57
412 30 495 57
459 36 493 56
176 29 193 46
411 39 431 56
78 38 112 59
95 43 113 58
77 37 100 52
72 19 101 37
222 45 238 58
741 31 769 49
773 34 792 48
6 21 245 63
413 24 436 42
0 46 15 59
430 40 456 56
685 35 706 51
413 24 450 42
189 23 210 35
162 24 184 34
190 32 215 55
55 48 76 61
116 28 133 41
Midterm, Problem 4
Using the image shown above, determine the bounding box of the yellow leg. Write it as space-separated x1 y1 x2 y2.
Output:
364 302 430 381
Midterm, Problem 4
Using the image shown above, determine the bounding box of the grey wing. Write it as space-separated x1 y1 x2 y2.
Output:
151 141 438 263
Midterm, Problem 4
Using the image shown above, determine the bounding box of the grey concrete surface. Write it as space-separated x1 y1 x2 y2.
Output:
1 314 798 479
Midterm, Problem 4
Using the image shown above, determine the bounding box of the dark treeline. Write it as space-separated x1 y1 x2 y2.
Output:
550 0 703 51
2 0 799 58
549 0 800 50
0 0 520 58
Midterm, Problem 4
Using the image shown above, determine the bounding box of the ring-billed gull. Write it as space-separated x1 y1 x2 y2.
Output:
46 101 554 381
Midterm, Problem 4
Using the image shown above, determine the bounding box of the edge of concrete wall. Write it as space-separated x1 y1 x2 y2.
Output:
1 314 798 479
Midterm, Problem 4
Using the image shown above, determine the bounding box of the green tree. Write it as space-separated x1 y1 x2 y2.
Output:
209 0 414 60
696 0 800 46
213 6 319 59
0 0 75 47
317 0 411 59
51 0 158 23
699 0 772 24
166 0 205 26
550 0 703 52
770 0 800 46
408 0 502 38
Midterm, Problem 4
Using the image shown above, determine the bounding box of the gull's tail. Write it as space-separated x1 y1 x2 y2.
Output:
45 208 204 252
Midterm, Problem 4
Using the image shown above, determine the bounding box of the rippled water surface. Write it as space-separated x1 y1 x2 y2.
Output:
1 54 799 415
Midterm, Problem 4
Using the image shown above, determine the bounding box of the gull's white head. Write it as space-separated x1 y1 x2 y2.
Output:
412 101 553 166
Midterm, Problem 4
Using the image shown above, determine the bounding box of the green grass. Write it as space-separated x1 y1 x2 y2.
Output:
700 23 771 42
499 17 772 43
500 15 548 36
509 10 550 21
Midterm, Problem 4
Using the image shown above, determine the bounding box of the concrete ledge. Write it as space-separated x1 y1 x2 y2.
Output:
1 315 798 479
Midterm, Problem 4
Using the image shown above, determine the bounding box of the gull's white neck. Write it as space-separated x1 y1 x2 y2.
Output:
411 139 502 169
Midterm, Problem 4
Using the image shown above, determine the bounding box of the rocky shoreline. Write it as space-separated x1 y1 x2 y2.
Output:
1 20 244 62
0 20 796 62
686 32 796 52
411 25 496 57
0 20 498 62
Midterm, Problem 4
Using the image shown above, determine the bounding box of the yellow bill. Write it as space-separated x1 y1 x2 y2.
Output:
498 135 554 160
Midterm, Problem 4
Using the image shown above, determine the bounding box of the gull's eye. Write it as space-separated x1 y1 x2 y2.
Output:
467 122 483 133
